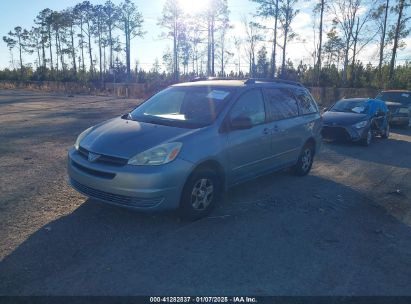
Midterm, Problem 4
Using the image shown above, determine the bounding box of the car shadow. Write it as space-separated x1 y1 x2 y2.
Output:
1 174 411 295
390 126 411 135
321 128 411 169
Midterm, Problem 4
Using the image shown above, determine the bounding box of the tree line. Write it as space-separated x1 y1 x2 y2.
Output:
1 0 410 89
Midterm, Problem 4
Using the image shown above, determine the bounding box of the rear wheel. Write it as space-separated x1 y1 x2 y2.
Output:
178 169 221 221
293 143 314 176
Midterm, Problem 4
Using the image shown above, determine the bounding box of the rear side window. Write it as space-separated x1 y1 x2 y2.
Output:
229 89 266 126
295 90 318 115
264 88 299 121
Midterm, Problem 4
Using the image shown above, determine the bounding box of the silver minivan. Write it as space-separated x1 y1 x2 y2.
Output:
68 78 322 220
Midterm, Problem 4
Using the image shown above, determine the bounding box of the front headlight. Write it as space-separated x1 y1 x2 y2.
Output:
353 120 368 129
74 127 93 150
128 142 183 166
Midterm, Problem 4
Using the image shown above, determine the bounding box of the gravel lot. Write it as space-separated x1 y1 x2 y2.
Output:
0 89 411 295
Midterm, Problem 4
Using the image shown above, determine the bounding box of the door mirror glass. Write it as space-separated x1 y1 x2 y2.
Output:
230 116 253 130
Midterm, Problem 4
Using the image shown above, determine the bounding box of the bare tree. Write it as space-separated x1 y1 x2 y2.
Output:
103 0 119 70
329 0 357 86
205 0 230 76
349 8 377 87
242 17 263 77
28 27 43 68
158 0 184 81
217 14 232 75
61 8 78 74
233 36 242 75
73 4 86 72
118 0 145 82
92 4 106 81
315 0 325 85
279 0 299 78
323 28 345 69
372 0 390 85
50 11 66 73
251 0 281 78
186 16 205 75
389 0 410 81
3 27 30 77
44 9 54 71
34 9 52 70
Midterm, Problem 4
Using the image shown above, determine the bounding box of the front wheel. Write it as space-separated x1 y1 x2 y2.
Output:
292 144 314 176
361 129 372 146
381 124 389 139
178 169 221 221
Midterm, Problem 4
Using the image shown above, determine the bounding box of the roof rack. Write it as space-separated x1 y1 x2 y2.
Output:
189 77 304 87
244 78 304 87
190 77 242 82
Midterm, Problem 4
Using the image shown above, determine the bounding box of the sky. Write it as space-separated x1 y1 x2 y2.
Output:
0 0 410 72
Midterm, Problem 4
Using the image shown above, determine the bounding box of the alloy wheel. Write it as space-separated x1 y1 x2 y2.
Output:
301 148 312 172
191 178 214 211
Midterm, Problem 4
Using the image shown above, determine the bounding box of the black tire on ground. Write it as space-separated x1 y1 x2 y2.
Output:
361 129 372 146
381 124 390 139
178 168 221 221
292 143 315 176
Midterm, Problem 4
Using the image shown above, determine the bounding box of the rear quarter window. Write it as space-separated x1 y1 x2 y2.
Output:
264 88 299 121
295 90 318 115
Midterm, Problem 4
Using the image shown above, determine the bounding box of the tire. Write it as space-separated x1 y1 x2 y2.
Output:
361 129 372 146
293 143 314 176
381 124 389 139
178 168 221 221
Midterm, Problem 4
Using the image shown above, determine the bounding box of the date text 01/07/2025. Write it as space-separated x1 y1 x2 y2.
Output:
149 297 258 303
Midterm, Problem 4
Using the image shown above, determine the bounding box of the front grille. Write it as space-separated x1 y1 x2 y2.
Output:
78 146 128 166
322 126 351 141
71 160 116 179
70 178 163 208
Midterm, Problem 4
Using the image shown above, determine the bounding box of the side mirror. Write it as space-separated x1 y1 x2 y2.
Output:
230 116 253 130
321 107 328 114
121 113 131 120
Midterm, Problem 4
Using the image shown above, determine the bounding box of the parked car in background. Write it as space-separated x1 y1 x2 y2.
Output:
68 78 322 220
322 98 389 146
376 90 411 127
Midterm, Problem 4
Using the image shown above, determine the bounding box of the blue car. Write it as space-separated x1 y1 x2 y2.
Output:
322 98 389 146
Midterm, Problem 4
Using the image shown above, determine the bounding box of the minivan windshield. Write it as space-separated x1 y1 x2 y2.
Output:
330 99 369 114
130 86 234 128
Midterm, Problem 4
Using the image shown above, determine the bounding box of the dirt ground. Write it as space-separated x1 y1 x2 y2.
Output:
0 89 411 295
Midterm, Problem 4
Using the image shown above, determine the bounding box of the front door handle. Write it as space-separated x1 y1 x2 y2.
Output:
263 128 270 135
273 125 280 132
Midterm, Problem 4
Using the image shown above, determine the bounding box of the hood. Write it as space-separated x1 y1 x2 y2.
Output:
322 111 369 126
80 117 200 159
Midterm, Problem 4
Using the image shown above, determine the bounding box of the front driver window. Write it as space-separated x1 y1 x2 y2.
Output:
229 90 266 126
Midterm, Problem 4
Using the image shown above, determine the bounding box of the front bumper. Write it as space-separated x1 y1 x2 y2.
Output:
321 125 366 142
67 147 194 211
